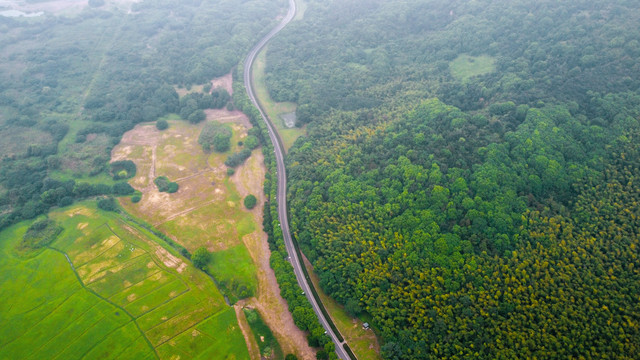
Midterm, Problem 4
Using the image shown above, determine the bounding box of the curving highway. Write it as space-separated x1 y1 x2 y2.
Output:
243 1 350 359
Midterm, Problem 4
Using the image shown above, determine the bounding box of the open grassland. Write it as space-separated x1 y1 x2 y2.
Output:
303 257 382 360
449 54 496 82
113 117 259 301
0 202 248 360
252 48 305 151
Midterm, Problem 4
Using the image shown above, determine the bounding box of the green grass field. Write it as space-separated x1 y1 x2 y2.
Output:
252 48 305 151
449 54 496 82
0 202 249 360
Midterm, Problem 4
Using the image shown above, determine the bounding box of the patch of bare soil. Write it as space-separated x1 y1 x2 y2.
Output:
210 73 234 96
231 149 265 210
205 109 252 128
242 230 316 360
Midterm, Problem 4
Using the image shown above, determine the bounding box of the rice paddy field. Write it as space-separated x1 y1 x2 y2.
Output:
0 202 249 360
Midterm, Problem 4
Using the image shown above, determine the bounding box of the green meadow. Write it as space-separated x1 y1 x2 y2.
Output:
449 54 496 82
252 48 305 151
0 202 249 359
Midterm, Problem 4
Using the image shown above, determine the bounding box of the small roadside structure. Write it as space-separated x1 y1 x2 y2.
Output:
363 322 370 330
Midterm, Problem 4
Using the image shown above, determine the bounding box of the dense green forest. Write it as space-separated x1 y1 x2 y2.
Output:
0 0 285 229
263 0 640 358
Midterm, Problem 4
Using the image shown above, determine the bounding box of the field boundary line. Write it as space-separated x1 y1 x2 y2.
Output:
124 279 189 317
48 246 159 359
151 307 228 347
50 314 107 360
83 253 152 287
72 223 123 268
107 269 164 298
130 287 190 319
109 334 144 359
140 299 206 333
2 288 85 349
152 199 219 226
76 319 133 360
25 300 103 359
173 168 216 183
114 219 192 291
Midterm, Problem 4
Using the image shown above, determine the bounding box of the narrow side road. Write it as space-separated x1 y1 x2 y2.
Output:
243 1 350 359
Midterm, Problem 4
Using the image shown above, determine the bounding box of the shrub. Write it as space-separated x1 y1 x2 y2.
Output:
188 110 206 124
244 194 257 209
167 182 179 193
225 149 252 167
110 160 136 180
156 119 169 130
154 176 179 193
20 219 63 250
97 197 118 212
244 135 260 150
198 122 232 152
191 247 210 270
113 182 135 195
131 195 141 203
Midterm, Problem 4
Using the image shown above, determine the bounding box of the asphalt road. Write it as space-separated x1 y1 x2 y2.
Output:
242 1 350 359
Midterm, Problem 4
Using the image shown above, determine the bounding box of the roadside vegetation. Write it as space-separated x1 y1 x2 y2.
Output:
251 48 305 151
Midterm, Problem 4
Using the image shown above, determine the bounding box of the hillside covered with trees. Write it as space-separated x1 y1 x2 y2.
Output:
263 0 640 358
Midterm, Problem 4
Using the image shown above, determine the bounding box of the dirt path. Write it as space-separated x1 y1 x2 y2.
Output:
153 199 218 227
241 230 316 360
150 146 156 186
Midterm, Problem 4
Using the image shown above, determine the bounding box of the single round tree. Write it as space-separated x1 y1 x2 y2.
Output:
244 194 257 209
191 247 210 270
156 119 169 130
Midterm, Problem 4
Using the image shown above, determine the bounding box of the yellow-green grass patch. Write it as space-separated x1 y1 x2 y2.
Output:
124 280 190 318
145 301 217 346
449 54 496 82
252 47 305 151
108 271 174 305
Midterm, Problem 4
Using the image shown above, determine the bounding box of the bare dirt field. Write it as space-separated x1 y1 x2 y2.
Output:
210 73 233 96
112 110 315 359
